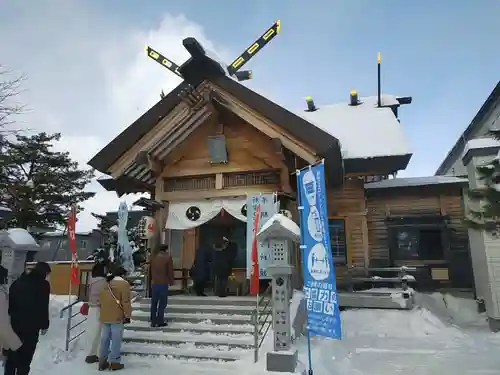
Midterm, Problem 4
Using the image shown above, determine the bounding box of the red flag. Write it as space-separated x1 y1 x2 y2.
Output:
68 204 79 285
250 204 261 296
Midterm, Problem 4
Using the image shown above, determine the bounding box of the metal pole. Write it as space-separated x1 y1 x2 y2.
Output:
253 308 259 363
65 302 72 351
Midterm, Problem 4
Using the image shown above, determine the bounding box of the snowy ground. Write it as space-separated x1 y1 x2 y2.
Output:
25 293 500 375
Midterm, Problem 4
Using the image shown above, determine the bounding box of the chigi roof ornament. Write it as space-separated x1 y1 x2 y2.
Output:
145 20 281 83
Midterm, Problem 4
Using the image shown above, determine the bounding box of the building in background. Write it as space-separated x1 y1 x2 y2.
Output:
35 209 146 261
435 81 500 177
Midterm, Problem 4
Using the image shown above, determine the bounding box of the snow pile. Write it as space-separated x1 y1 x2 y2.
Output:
29 295 84 375
414 292 488 328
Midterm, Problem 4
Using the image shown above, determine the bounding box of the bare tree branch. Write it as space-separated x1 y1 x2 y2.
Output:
0 65 27 134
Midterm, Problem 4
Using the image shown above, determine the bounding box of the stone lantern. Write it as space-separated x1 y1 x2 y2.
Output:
0 228 45 286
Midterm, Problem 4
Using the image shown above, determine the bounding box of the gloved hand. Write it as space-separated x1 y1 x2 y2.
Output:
40 329 48 336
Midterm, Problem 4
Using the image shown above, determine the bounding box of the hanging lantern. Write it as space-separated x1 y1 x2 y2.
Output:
138 216 156 240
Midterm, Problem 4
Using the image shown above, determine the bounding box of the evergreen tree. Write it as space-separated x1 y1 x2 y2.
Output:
0 132 95 229
465 129 500 234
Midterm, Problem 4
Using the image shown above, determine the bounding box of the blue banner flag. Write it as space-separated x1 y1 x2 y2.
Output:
296 162 342 340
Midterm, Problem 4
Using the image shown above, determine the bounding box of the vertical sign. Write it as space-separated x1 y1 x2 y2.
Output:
296 162 342 339
246 193 277 279
68 204 79 285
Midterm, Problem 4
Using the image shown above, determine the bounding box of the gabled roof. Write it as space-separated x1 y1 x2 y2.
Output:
435 81 500 175
88 38 344 186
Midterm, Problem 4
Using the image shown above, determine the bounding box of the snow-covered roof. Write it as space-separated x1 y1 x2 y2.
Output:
365 176 468 190
297 95 411 159
463 137 500 156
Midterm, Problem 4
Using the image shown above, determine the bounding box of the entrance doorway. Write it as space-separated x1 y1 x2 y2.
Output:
198 210 247 269
198 210 247 295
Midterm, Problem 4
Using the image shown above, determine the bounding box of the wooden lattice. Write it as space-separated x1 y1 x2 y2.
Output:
223 170 280 188
163 175 216 192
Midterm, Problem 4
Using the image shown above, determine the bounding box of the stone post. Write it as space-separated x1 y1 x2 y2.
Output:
462 138 500 331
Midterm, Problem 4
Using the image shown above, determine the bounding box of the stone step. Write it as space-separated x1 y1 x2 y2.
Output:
121 342 248 362
138 295 267 307
122 330 254 348
133 302 260 315
131 310 253 325
122 355 241 372
127 320 254 335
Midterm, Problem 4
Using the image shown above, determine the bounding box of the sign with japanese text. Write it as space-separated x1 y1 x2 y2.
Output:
296 162 342 340
246 193 278 279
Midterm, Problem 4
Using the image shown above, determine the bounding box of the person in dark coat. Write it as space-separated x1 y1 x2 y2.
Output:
190 244 213 296
212 237 237 297
5 262 51 375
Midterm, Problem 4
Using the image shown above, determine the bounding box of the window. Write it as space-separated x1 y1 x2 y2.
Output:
42 240 52 248
328 219 347 264
392 228 445 261
418 229 444 260
80 240 88 250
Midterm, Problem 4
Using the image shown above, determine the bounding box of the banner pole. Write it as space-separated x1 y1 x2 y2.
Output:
296 168 314 375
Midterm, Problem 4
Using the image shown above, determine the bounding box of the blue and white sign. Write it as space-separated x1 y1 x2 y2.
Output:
296 162 342 340
246 193 278 279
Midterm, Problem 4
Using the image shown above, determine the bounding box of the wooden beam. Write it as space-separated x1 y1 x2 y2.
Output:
108 81 211 177
158 184 280 201
215 173 223 189
109 106 190 178
154 108 213 160
209 84 318 164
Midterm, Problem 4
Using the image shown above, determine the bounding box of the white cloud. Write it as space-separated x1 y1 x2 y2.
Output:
0 1 227 231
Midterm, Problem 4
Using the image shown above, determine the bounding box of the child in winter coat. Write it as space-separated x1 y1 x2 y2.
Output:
84 263 107 364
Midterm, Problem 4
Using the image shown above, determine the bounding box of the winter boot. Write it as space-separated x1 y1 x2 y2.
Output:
98 360 109 371
85 355 99 364
109 363 125 371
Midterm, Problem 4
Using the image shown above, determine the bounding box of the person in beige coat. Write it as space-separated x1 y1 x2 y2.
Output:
84 263 107 364
0 266 22 360
98 265 131 371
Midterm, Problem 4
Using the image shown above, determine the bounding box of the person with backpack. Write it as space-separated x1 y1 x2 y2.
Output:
0 265 21 363
98 265 131 371
5 262 51 375
84 262 107 364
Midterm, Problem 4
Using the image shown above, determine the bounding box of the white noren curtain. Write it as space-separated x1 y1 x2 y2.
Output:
165 197 247 230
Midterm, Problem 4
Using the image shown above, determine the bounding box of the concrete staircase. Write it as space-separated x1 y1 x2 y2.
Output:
122 295 263 362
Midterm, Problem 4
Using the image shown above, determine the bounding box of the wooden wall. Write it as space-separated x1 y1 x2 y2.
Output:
158 109 289 273
26 261 94 296
327 177 369 268
160 112 283 179
366 186 468 265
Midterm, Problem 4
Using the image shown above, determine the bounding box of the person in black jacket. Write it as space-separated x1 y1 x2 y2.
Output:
212 237 237 297
190 243 213 296
5 262 51 375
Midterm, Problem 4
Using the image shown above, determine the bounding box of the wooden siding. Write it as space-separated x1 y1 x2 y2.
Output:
366 186 467 265
160 114 283 179
26 261 94 296
326 178 369 267
156 111 285 201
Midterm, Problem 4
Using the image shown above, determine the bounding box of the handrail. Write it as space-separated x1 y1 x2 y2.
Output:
61 275 145 351
252 283 273 363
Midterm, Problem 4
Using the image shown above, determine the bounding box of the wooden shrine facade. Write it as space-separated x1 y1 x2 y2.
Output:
88 40 473 291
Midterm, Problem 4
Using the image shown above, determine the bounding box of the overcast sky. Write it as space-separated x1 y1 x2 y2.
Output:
1 0 499 231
